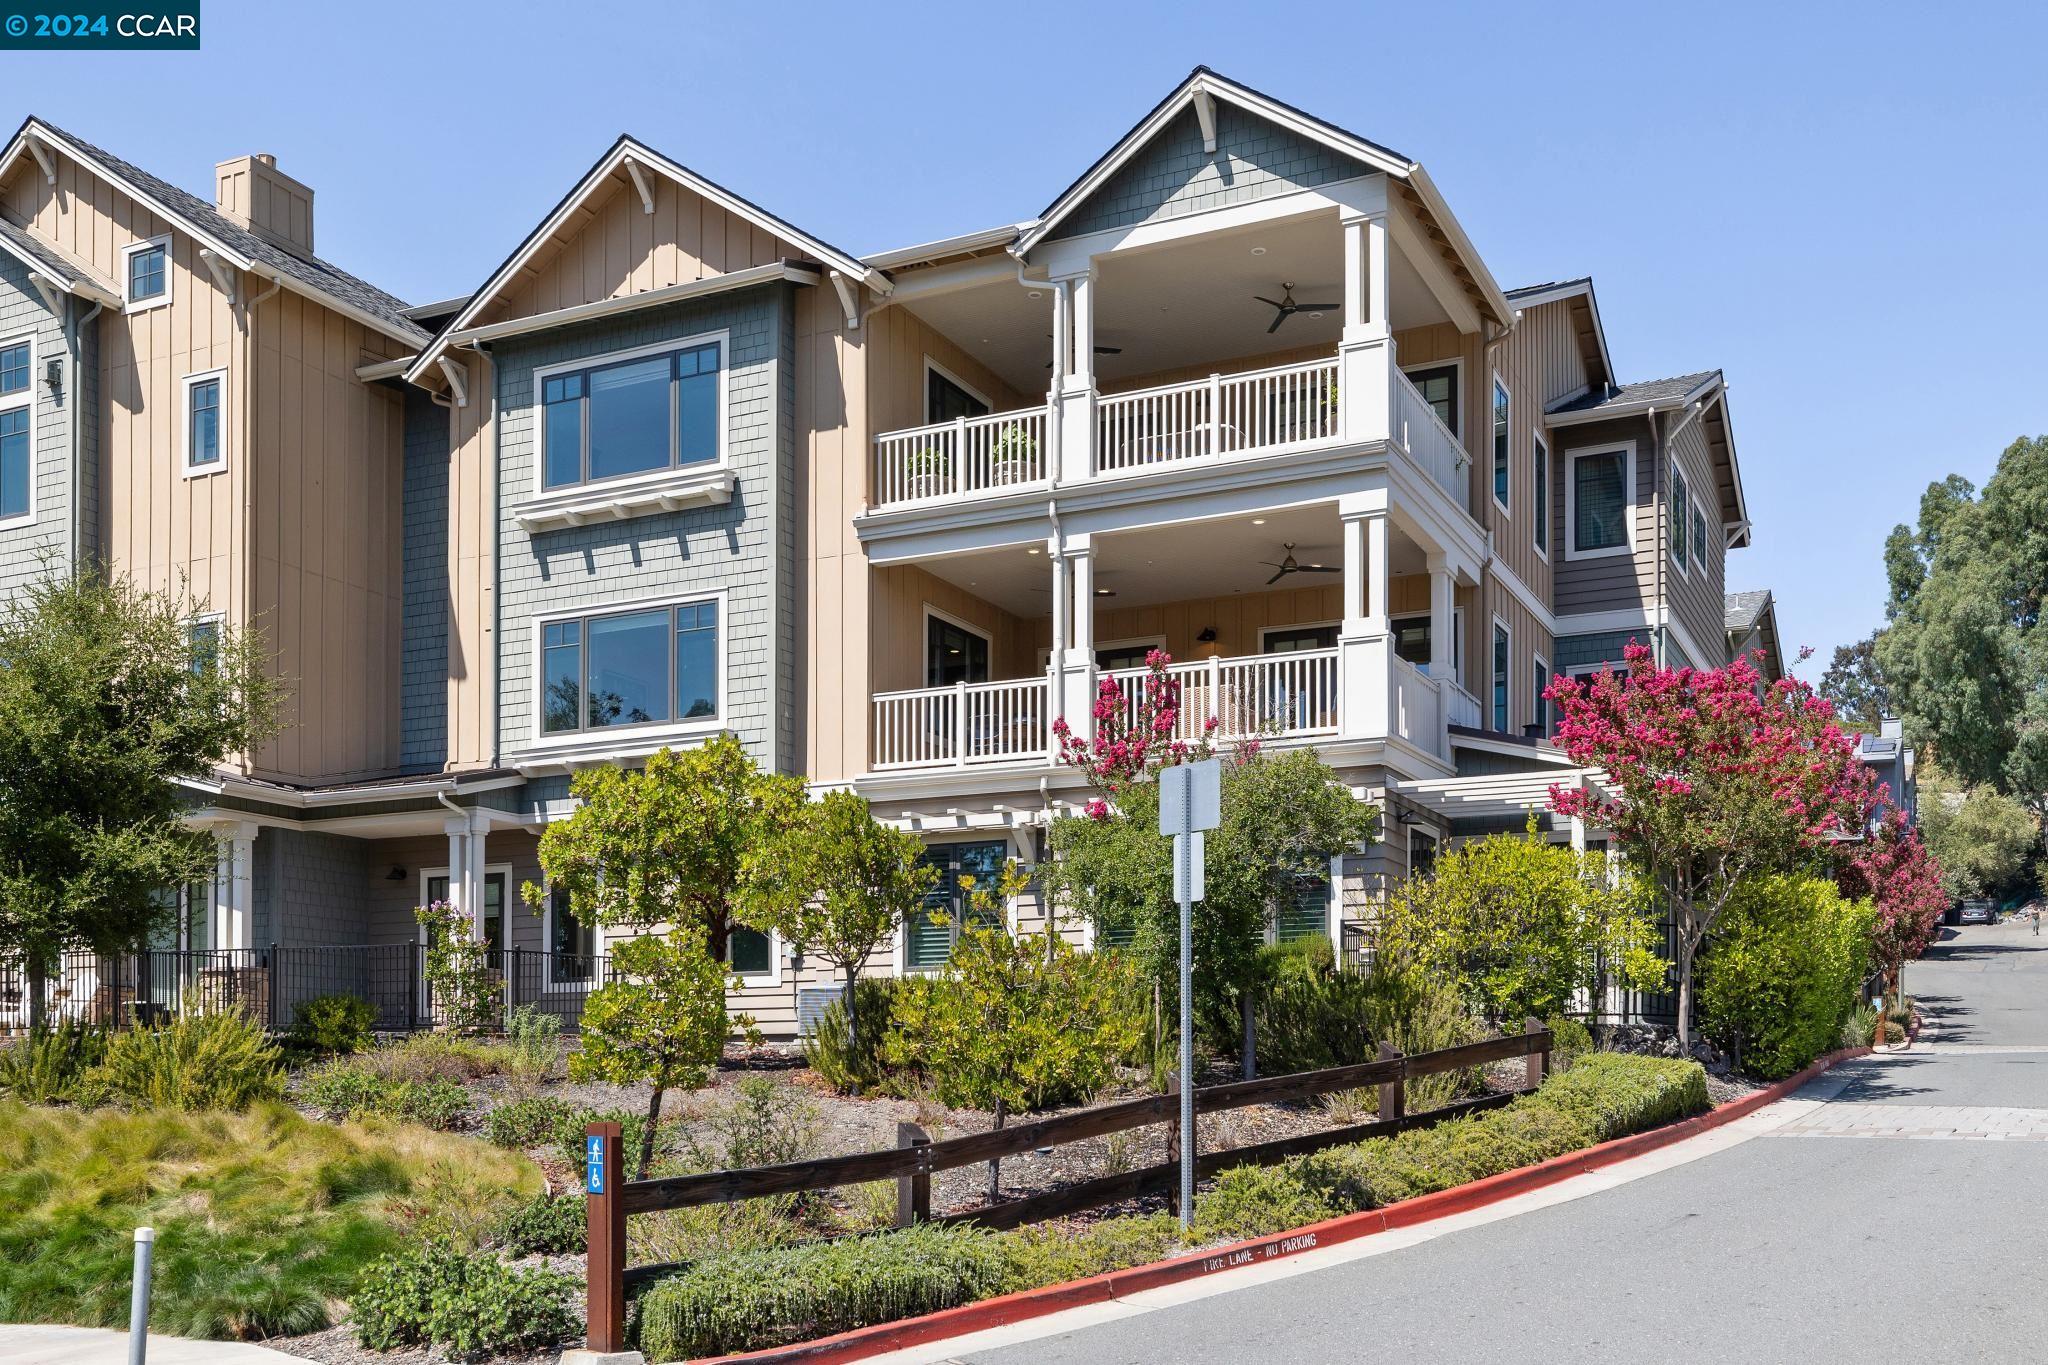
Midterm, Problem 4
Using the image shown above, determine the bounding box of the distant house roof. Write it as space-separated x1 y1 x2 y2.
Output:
1724 588 1773 633
0 117 427 345
1547 370 1722 421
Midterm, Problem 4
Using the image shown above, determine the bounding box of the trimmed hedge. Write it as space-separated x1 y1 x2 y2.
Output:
632 1053 1710 1361
1698 874 1875 1080
636 1223 1009 1362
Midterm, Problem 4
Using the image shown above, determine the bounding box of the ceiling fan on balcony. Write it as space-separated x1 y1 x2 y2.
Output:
1045 335 1124 368
1259 544 1341 586
1254 283 1340 334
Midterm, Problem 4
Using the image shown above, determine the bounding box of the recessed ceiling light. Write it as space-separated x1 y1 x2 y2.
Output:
1252 518 1267 525
1094 587 1115 597
1027 547 1042 556
1308 312 1324 320
1309 563 1324 570
1250 246 1267 256
1028 290 1043 299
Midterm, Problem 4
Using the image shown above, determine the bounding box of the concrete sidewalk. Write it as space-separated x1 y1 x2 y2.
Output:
0 1325 304 1362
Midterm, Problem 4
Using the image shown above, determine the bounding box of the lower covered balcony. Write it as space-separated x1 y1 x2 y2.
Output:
867 502 1482 776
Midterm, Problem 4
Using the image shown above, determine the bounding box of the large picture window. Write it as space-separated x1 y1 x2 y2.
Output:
1567 445 1633 558
539 597 720 736
539 337 722 490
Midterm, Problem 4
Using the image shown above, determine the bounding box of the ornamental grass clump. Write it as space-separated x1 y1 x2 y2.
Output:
635 1223 1009 1362
0 1020 107 1104
82 1009 283 1112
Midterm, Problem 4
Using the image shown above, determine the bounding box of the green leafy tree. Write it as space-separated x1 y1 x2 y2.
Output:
1877 439 2048 796
1818 635 1891 733
740 791 937 1054
884 885 1139 1203
1917 766 2039 901
570 927 731 1178
522 735 804 959
1369 826 1666 1025
0 570 280 1025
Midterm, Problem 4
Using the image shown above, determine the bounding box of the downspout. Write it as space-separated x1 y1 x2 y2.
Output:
64 297 103 573
1645 405 1662 667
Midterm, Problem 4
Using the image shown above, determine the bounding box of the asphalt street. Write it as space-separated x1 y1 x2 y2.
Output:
963 922 2048 1365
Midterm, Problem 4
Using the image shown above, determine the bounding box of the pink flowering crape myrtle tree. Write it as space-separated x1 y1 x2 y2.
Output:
1834 803 1946 1009
1546 643 1876 1049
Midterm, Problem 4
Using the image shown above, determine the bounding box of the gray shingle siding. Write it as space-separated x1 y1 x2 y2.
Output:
253 828 371 946
400 386 449 772
0 259 73 593
492 286 797 780
1057 104 1373 241
1553 630 1650 672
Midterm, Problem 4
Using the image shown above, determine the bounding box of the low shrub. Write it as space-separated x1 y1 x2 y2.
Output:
81 1010 283 1113
1194 1165 1337 1242
681 1075 821 1171
1249 961 1380 1074
1544 1015 1595 1072
1698 874 1875 1079
635 1223 1008 1361
384 1079 469 1130
503 1005 561 1084
552 1107 652 1173
802 977 911 1094
997 1213 1186 1294
0 1021 107 1104
1290 1102 1590 1211
300 1063 467 1131
0 1100 539 1340
494 1191 584 1256
285 995 378 1057
350 1242 576 1356
1357 960 1483 1111
361 1031 503 1085
1841 1004 1878 1049
1523 1052 1708 1143
483 1093 577 1150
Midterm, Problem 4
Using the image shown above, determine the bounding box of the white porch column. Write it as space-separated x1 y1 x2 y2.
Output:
1055 268 1098 482
1049 275 1071 384
463 812 490 943
1339 209 1393 445
1058 537 1099 741
1069 267 1097 391
441 815 468 916
1426 555 1455 679
210 831 233 952
1338 497 1391 743
229 822 256 950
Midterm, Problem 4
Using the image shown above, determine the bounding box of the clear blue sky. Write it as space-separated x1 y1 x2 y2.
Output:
7 0 2043 676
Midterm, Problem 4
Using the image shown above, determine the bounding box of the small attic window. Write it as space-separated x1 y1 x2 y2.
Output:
123 236 170 309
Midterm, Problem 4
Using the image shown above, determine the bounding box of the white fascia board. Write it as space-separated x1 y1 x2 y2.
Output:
447 263 817 348
1402 164 1511 328
355 355 415 382
864 222 1031 270
1545 375 1722 428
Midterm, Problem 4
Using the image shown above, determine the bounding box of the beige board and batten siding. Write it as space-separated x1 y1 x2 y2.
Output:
796 284 867 786
443 350 496 770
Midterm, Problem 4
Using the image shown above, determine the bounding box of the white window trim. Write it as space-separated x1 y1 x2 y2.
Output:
121 235 173 312
530 329 730 497
1406 827 1439 878
1690 494 1711 577
1490 372 1511 516
893 832 1021 973
922 603 994 687
1563 440 1637 562
1491 615 1512 734
0 332 34 530
180 368 228 479
419 863 513 945
1400 356 1464 440
727 924 784 987
1531 431 1550 563
526 587 730 751
1668 464 1691 579
1533 651 1552 737
537 880 600 993
923 356 991 424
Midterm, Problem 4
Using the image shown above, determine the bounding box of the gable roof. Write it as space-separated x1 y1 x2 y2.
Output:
1505 276 1613 391
1724 588 1782 680
0 212 120 305
1546 370 1722 421
404 135 889 387
1724 588 1772 633
1011 67 1511 328
0 117 426 345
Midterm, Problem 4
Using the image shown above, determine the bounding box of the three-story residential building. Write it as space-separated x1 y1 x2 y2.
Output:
0 70 1775 1036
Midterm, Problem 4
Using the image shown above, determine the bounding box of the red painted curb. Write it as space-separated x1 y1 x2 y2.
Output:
689 1047 1873 1365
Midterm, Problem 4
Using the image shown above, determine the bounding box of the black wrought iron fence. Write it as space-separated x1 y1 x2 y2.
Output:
0 943 612 1036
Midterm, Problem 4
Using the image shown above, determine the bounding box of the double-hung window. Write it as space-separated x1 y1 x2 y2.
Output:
1492 621 1511 732
1532 434 1549 556
1404 363 1459 437
539 597 720 736
188 617 221 675
1567 444 1633 558
544 884 596 983
183 371 225 475
0 336 29 524
123 236 170 310
1534 656 1552 737
1491 378 1510 511
539 337 722 490
1669 465 1690 572
1691 499 1711 576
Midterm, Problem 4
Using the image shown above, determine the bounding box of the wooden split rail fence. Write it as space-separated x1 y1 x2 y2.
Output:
579 1020 1552 1352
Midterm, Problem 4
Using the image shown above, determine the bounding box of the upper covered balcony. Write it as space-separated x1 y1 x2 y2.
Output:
858 168 1493 542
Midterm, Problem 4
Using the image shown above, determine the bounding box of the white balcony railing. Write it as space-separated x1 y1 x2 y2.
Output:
871 677 1050 770
1391 367 1470 506
872 406 1051 508
1104 649 1341 745
1095 357 1340 477
1388 654 1444 751
1444 680 1482 730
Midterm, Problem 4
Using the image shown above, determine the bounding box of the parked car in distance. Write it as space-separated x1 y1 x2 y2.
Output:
1959 900 1995 925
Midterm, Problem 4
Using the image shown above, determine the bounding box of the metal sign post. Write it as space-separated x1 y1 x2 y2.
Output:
1158 758 1220 1230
